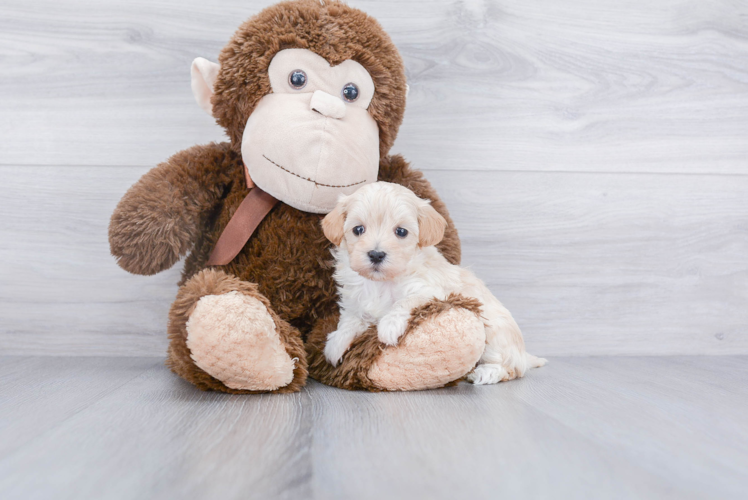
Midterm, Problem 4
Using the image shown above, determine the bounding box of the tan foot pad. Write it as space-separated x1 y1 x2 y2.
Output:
186 291 295 391
368 307 486 391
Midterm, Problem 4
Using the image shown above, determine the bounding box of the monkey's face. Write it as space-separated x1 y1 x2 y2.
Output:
192 3 408 214
241 49 380 214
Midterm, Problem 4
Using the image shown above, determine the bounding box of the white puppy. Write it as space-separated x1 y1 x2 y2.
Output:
321 182 546 384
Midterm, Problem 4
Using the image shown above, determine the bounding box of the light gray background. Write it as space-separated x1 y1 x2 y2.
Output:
2 2 748 499
1 0 746 357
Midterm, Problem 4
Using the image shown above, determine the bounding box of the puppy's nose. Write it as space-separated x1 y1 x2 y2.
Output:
368 250 386 264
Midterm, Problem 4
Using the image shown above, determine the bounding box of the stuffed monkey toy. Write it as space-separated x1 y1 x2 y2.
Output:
109 0 486 393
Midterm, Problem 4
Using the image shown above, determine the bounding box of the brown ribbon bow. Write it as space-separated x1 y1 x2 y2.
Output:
206 166 279 266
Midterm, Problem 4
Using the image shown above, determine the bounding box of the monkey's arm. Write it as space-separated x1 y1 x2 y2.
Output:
109 142 240 275
378 154 461 265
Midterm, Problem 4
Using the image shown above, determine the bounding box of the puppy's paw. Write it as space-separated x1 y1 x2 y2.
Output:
467 364 510 385
528 354 548 368
377 312 409 346
324 331 353 367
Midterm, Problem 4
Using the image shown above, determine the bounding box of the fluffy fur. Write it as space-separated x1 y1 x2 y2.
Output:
305 294 485 391
167 268 308 394
186 291 296 391
211 0 407 158
322 182 547 383
367 301 486 390
110 0 478 393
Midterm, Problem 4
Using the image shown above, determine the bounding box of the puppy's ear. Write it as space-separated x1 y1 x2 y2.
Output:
322 197 348 246
418 202 447 247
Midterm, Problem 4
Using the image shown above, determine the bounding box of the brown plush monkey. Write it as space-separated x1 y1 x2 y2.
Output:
109 0 486 393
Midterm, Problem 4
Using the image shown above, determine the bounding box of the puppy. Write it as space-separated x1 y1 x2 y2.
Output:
321 182 546 384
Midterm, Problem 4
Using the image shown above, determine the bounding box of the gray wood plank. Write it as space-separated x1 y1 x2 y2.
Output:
0 166 180 356
1 166 745 356
0 0 746 173
307 355 748 500
306 373 698 500
425 169 748 356
0 357 313 500
0 356 161 457
1 356 747 499
508 356 748 498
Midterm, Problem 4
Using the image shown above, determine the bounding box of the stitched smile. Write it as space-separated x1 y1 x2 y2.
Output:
263 155 366 188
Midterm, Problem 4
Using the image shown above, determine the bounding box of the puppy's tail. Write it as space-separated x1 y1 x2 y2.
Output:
525 353 548 369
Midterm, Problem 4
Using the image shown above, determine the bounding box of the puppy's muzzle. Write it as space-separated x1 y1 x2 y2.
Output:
367 250 386 265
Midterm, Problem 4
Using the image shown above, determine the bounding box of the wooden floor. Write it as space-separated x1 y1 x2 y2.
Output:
0 356 746 500
0 1 746 498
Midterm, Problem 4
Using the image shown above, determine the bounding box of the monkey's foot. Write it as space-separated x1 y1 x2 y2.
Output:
186 291 296 391
307 294 486 391
167 269 307 393
368 303 486 390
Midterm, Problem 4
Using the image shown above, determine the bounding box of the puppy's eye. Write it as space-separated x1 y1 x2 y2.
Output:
352 225 365 236
395 227 408 238
288 70 307 89
342 83 359 102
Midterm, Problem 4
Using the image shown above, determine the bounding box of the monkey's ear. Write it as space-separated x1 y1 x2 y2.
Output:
191 57 220 115
417 202 447 247
322 197 349 246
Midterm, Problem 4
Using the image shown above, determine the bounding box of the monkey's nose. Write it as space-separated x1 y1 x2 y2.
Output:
310 90 346 119
368 250 386 264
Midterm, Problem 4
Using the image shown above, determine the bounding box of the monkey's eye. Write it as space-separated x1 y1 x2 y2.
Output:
342 83 359 102
395 227 408 238
288 70 307 89
352 225 365 236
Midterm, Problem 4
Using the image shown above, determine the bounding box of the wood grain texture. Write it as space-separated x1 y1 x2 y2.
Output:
0 357 313 500
1 166 745 356
2 3 746 497
0 166 180 356
0 356 746 499
0 0 746 173
0 356 161 457
0 0 746 356
427 169 748 356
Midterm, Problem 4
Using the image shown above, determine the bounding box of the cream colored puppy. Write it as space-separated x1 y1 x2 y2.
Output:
321 182 546 384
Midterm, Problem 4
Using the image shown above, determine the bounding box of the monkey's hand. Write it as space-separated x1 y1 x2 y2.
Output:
109 143 238 275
